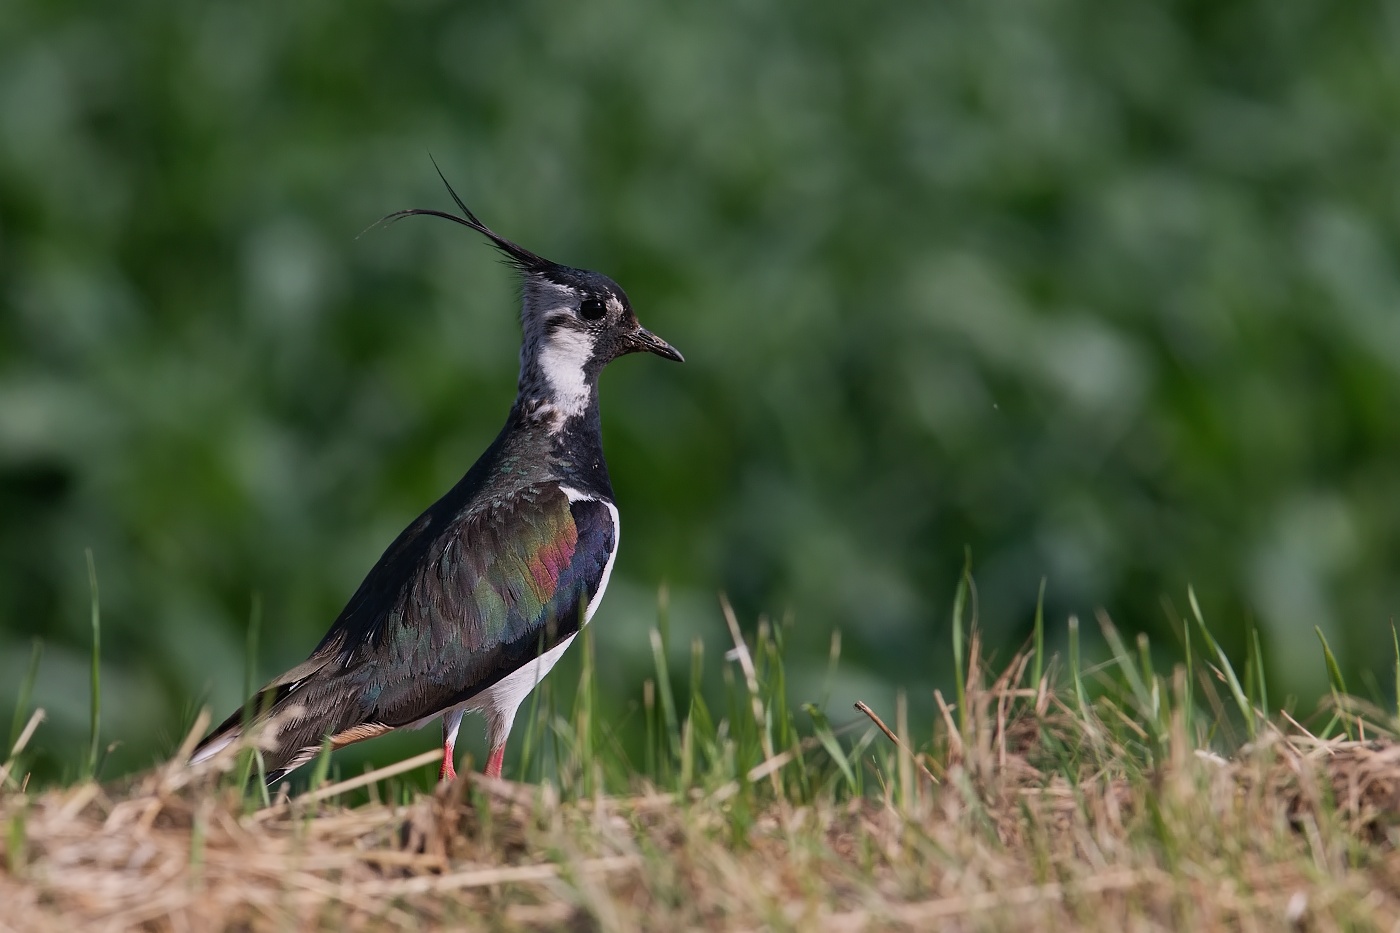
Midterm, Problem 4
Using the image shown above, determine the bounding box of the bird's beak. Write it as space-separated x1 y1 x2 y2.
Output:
627 327 684 363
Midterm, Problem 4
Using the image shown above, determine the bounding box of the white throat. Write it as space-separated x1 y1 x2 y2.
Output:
535 328 594 422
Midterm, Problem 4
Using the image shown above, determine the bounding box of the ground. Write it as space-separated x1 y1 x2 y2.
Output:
4 619 1400 931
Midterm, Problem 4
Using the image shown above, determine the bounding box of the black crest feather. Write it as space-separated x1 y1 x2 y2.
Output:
377 157 553 273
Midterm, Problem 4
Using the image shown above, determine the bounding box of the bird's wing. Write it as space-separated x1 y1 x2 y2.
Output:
331 482 617 724
193 483 617 777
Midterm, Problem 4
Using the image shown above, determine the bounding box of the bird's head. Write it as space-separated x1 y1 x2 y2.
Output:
386 169 683 427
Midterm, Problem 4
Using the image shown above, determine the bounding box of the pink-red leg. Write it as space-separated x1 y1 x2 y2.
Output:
484 745 505 779
439 738 457 782
440 711 463 782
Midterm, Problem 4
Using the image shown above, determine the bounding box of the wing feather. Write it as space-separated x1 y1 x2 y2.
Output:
366 486 613 721
193 483 617 779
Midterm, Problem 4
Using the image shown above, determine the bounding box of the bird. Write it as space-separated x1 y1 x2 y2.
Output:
190 173 683 784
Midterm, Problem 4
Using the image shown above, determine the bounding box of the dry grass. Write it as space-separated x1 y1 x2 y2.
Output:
6 612 1400 931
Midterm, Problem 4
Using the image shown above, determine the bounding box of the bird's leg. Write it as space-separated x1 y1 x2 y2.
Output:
483 705 517 779
484 745 505 779
440 742 457 782
440 709 465 782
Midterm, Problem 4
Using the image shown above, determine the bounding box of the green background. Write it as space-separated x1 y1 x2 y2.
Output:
2 0 1397 780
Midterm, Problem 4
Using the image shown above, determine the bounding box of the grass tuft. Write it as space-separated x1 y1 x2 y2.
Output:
1188 586 1256 740
4 588 1400 930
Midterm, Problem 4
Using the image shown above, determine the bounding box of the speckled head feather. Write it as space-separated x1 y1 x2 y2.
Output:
385 166 682 430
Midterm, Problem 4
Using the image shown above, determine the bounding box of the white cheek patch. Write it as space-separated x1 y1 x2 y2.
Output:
537 327 594 419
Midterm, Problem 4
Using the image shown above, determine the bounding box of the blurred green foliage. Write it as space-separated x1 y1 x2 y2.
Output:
2 0 1398 780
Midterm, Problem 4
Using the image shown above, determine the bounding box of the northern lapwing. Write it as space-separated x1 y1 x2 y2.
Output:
191 175 683 784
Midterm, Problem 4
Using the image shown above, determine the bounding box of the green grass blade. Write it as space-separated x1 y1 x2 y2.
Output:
643 678 657 782
649 628 682 769
1097 614 1159 741
1032 577 1046 691
517 664 548 784
8 639 42 755
573 626 598 791
84 549 101 780
1068 615 1086 716
804 703 856 793
1187 586 1254 739
1393 623 1399 723
1138 632 1161 729
951 551 971 735
254 754 271 808
1314 626 1354 741
8 810 26 880
1182 614 1194 742
685 637 710 780
308 739 335 795
820 629 841 709
244 593 262 704
1249 624 1269 715
1314 627 1347 696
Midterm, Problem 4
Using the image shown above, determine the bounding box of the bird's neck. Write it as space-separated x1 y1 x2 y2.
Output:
440 400 612 524
504 317 613 495
505 378 613 499
516 320 600 416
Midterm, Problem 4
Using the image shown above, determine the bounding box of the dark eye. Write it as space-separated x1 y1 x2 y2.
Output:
579 296 608 321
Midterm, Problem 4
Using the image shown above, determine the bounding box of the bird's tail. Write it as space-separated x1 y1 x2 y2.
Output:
190 657 387 784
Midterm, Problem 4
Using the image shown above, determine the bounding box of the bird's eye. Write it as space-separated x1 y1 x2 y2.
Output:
579 297 608 321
